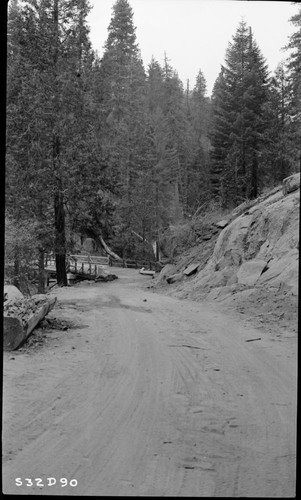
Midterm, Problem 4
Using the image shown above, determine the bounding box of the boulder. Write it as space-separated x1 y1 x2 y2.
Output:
283 173 300 195
166 272 184 284
237 260 267 286
257 250 299 291
158 264 177 280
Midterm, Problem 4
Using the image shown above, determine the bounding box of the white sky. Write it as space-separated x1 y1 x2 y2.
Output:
87 0 298 96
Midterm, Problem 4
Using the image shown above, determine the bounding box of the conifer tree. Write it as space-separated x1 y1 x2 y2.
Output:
285 6 301 172
210 21 269 206
98 0 146 192
186 69 211 211
96 0 148 256
6 0 96 287
261 62 292 184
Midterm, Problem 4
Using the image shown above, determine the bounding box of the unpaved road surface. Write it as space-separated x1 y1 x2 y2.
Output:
2 269 297 496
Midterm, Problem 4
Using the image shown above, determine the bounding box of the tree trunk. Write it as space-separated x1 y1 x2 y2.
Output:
38 248 46 294
155 182 160 261
13 247 20 290
250 149 258 199
54 175 67 286
52 0 67 287
98 234 122 261
53 135 67 286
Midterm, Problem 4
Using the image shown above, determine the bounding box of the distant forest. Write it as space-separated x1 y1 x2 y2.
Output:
5 0 301 289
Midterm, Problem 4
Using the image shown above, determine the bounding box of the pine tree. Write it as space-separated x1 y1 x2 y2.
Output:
98 0 146 191
95 0 151 257
6 0 55 290
210 66 232 200
285 6 301 172
261 62 292 185
161 56 189 217
210 21 269 206
6 0 96 288
186 69 211 211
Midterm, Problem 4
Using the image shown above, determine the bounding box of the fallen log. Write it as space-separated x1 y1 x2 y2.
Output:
98 235 122 261
4 297 57 351
139 268 155 276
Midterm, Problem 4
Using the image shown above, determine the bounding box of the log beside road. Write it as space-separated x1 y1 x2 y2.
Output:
3 297 57 351
139 268 155 276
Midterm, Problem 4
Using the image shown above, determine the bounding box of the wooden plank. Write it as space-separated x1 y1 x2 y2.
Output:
183 263 200 276
139 269 155 276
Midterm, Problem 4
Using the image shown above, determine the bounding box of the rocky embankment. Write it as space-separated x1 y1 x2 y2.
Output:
153 173 299 335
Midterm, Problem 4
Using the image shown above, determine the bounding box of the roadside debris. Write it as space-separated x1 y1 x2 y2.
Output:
166 272 184 284
95 268 118 282
139 267 155 276
67 267 118 283
183 263 200 276
3 287 57 351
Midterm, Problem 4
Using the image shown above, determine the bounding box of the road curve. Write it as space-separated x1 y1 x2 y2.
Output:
2 269 297 496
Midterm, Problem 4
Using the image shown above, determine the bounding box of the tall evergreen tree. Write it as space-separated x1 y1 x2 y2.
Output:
186 69 211 211
261 62 292 184
285 6 301 172
210 21 269 206
95 0 149 256
6 0 96 287
97 0 146 192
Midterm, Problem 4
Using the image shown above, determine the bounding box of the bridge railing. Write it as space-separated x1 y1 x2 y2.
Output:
109 257 161 271
68 255 109 275
44 254 162 275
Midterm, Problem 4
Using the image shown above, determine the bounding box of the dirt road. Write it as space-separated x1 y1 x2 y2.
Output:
2 269 297 496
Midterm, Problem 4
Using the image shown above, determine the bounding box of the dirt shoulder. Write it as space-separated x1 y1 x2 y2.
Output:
152 277 298 340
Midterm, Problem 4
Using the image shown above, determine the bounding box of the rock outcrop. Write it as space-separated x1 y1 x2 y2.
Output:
157 177 299 308
190 185 299 298
283 172 300 196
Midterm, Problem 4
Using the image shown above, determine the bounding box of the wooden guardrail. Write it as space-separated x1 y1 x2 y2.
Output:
44 254 110 278
44 254 162 276
109 258 160 270
68 254 110 276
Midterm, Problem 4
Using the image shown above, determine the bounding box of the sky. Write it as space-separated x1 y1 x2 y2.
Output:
87 0 299 96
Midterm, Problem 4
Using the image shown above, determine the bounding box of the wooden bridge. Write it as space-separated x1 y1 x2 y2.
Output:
44 254 110 280
44 254 161 282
